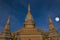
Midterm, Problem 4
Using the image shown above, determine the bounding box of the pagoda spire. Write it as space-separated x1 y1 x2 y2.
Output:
48 16 55 30
24 3 35 28
25 3 33 22
1 16 12 40
28 3 30 11
48 17 60 40
48 16 58 33
6 16 10 24
48 16 53 23
4 16 10 30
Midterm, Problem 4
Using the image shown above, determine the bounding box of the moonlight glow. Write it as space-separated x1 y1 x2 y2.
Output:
55 17 60 22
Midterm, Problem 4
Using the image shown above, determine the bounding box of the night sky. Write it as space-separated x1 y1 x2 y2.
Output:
0 0 60 33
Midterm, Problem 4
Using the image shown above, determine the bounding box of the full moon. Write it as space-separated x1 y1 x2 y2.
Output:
55 17 60 22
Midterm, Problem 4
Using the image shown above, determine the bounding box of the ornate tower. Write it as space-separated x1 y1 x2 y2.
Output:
0 16 12 40
48 16 59 40
24 3 35 28
48 16 58 34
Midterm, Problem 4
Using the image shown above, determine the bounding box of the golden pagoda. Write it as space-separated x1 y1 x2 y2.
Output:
0 3 60 40
48 16 60 40
24 3 35 28
0 16 12 40
15 3 44 40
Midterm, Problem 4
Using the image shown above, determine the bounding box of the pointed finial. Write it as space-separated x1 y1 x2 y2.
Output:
28 3 30 11
7 16 10 24
48 16 52 23
3 16 10 32
24 2 35 28
25 3 33 21
48 16 57 33
48 16 55 29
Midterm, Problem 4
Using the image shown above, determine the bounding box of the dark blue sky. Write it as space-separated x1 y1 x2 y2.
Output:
0 0 60 33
